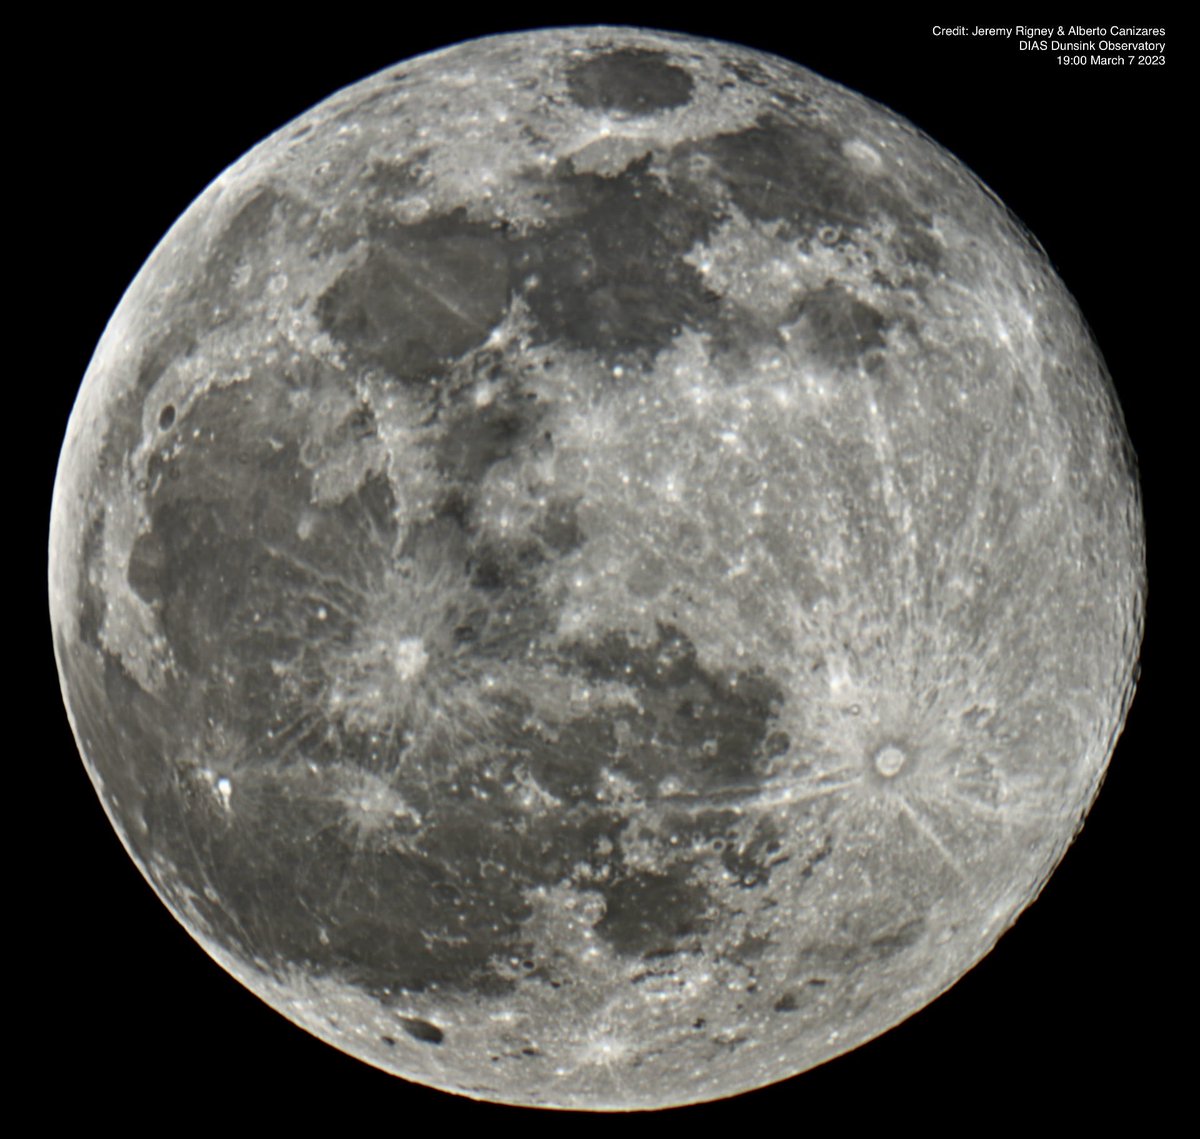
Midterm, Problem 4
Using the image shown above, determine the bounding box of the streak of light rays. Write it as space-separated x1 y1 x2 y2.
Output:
256 708 328 765
346 522 397 584
329 842 363 910
342 484 397 552
951 769 1066 826
387 249 496 333
936 783 1012 826
897 643 1000 723
862 391 918 595
894 793 966 879
751 772 863 813
642 766 862 816
903 781 1013 851
291 817 358 911
927 444 1001 600
261 540 371 612
229 614 316 653
294 811 402 900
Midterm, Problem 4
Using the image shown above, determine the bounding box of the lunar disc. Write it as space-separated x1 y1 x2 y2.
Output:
50 26 1145 1110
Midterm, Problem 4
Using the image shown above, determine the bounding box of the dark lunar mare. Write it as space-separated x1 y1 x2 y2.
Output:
68 347 795 1002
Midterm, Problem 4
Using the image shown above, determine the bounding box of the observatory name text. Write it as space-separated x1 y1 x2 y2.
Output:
930 26 1166 63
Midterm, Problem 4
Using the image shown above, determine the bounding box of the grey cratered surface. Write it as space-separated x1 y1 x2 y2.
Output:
50 27 1144 1110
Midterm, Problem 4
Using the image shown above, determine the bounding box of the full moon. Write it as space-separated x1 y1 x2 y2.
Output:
50 27 1145 1111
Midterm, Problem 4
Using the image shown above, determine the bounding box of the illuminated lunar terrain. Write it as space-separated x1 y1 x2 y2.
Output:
49 27 1144 1110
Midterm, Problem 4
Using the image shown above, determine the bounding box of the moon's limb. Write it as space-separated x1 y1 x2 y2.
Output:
50 27 1144 1110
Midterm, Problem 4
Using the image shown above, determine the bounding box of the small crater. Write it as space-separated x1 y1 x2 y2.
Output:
534 497 585 554
774 992 800 1012
158 404 176 430
763 730 790 759
873 744 907 778
399 1017 444 1045
346 405 375 441
432 881 463 907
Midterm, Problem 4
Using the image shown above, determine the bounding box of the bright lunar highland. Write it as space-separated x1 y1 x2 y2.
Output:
50 28 1145 1110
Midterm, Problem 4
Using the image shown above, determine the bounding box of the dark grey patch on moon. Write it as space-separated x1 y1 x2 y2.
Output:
789 285 888 368
792 915 930 980
133 740 622 998
720 817 788 889
202 187 284 300
566 48 695 115
74 513 107 648
133 383 322 676
595 865 710 957
363 150 432 200
519 155 718 364
323 151 721 378
672 115 939 266
434 390 541 486
318 210 513 385
569 623 785 793
514 714 623 804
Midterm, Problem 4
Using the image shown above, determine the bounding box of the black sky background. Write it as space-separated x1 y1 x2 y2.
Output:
35 9 1177 1126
